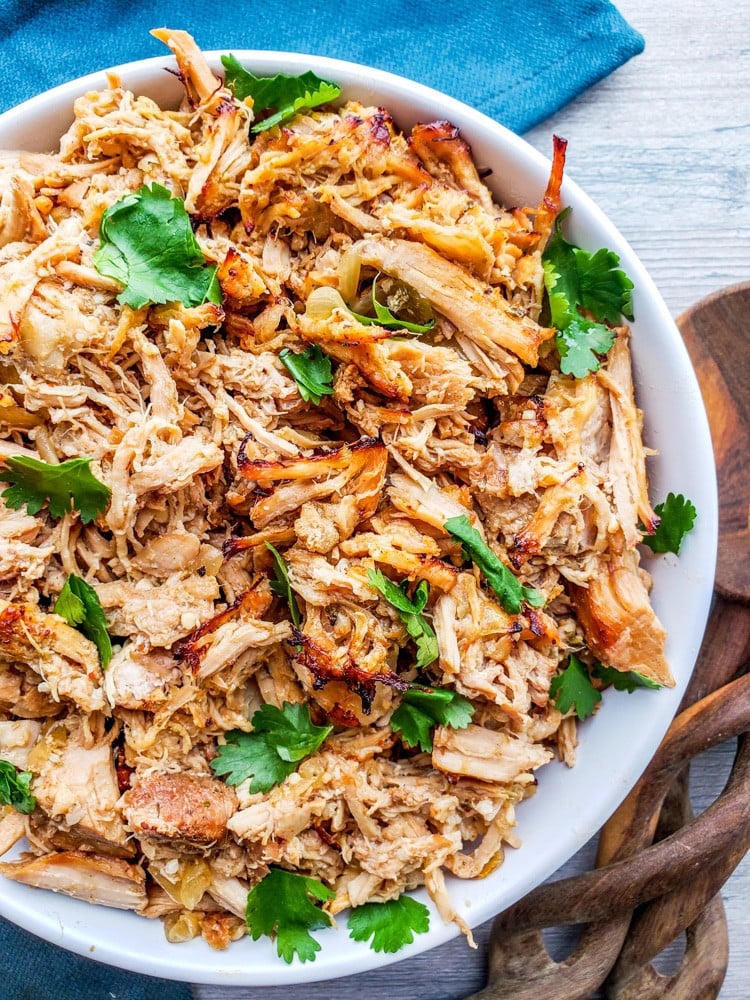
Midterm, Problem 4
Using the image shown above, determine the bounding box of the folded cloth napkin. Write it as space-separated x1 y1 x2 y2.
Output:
0 915 188 1000
0 1 642 998
0 0 644 131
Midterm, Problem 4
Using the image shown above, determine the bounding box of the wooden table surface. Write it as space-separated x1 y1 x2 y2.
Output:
193 3 750 997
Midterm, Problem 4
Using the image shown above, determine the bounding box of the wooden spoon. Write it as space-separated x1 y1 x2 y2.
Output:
469 282 750 1000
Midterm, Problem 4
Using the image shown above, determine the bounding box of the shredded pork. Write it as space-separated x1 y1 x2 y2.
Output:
0 29 671 953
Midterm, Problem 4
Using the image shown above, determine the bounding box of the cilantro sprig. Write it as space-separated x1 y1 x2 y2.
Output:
94 183 221 309
549 654 601 720
349 276 435 334
0 456 111 525
348 894 430 953
265 543 301 626
0 760 36 815
367 569 438 670
279 344 334 405
550 654 662 720
444 515 544 614
245 868 334 963
54 574 112 670
642 493 697 555
542 207 634 377
210 702 332 793
222 56 341 133
390 685 474 752
592 662 661 692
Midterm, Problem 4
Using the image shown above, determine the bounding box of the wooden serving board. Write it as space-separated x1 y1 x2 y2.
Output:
678 283 750 603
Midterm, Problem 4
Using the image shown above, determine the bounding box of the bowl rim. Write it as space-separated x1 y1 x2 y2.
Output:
0 48 718 987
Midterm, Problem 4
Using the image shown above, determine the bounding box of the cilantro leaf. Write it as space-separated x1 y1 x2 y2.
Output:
222 56 341 133
577 246 635 325
543 217 579 331
398 612 439 670
245 868 334 963
210 728 296 792
54 582 86 627
444 515 544 614
0 456 110 525
279 344 334 405
549 654 601 720
265 542 301 626
592 662 661 692
349 276 435 334
367 569 426 616
555 318 616 379
367 570 438 670
54 574 112 670
543 207 634 377
348 894 430 953
0 760 36 815
544 209 634 324
94 183 221 309
390 685 474 752
390 699 433 752
210 701 332 792
252 701 332 763
641 493 697 555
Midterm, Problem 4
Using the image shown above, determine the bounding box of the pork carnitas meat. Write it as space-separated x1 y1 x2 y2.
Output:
0 27 671 954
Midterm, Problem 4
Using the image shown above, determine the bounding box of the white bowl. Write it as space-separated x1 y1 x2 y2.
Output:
0 52 717 986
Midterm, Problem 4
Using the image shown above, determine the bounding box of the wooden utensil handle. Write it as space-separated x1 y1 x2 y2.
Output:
604 755 743 998
607 893 730 1000
494 671 750 934
595 600 750 997
469 669 750 1000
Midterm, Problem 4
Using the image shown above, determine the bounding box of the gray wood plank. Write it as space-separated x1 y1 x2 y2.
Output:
194 3 750 996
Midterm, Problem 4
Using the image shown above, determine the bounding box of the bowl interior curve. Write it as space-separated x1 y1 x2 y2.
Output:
0 52 718 986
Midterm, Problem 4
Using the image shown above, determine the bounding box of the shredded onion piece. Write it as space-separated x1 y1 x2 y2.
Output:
163 910 202 943
338 247 362 303
304 285 349 321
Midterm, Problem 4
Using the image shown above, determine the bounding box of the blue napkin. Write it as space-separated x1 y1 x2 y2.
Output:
0 916 188 1000
0 0 644 131
0 1 642 997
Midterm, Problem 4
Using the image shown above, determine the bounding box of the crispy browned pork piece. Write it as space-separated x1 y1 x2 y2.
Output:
120 772 237 848
570 548 672 687
0 852 146 910
0 601 105 712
